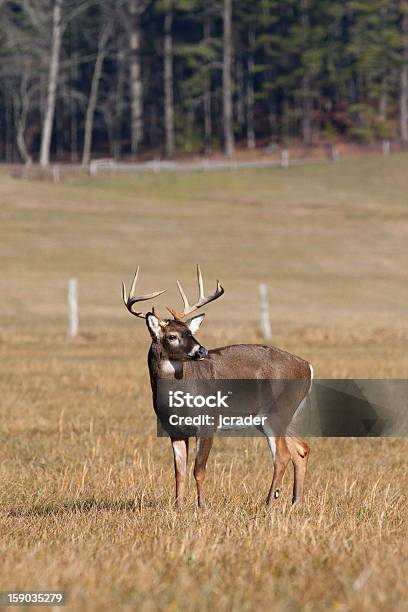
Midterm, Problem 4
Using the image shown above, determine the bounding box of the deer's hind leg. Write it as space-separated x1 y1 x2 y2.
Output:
286 436 310 504
266 435 291 507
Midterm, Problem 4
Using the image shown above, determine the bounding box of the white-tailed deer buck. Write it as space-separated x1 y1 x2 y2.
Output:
122 266 312 508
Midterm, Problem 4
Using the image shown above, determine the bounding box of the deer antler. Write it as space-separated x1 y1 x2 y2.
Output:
167 265 224 320
122 266 167 319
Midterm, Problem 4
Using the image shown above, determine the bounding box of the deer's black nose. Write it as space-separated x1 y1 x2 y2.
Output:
196 346 208 360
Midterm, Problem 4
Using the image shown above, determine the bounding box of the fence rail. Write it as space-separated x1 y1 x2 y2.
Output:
88 154 330 176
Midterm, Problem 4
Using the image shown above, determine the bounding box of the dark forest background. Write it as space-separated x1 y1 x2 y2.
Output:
1 0 408 166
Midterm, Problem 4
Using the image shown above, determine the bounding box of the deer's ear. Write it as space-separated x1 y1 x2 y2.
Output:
146 313 163 340
186 314 205 334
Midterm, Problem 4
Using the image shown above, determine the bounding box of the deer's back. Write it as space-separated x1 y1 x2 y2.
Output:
183 344 311 380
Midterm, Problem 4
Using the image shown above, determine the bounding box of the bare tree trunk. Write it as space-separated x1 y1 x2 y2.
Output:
149 102 159 150
164 10 175 158
128 0 144 157
302 73 312 145
401 7 408 143
223 0 234 158
246 29 255 150
379 82 387 123
13 72 32 165
236 59 245 128
69 25 79 162
203 15 212 155
56 100 64 158
114 47 126 159
5 94 13 162
40 0 63 168
16 123 30 165
378 4 388 129
186 104 194 153
281 97 289 142
69 52 78 162
82 25 110 166
16 111 31 164
261 0 275 145
301 0 312 145
70 105 78 161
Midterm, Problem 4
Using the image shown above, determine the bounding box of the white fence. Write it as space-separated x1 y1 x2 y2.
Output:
7 140 400 182
88 153 329 177
87 141 399 177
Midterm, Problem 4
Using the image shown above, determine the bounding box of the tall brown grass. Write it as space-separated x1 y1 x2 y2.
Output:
0 157 407 610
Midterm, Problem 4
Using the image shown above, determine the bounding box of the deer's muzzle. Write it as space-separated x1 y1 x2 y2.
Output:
190 346 208 360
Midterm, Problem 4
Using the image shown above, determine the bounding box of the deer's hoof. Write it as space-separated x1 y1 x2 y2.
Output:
266 489 281 508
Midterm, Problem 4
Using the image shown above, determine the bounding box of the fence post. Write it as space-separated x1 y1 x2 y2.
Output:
259 283 272 340
382 140 390 157
68 278 78 337
89 160 97 177
281 149 289 169
331 145 339 162
52 165 60 183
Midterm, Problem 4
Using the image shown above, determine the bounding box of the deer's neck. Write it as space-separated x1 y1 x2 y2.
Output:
148 343 183 384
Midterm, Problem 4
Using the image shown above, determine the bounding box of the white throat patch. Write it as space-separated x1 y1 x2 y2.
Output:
160 360 183 377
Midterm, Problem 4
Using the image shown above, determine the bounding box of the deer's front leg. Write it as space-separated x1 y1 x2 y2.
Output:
171 437 189 508
194 437 213 508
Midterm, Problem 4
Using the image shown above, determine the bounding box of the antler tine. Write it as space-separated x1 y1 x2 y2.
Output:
130 265 140 297
176 280 190 310
167 265 224 320
122 267 167 319
197 264 204 300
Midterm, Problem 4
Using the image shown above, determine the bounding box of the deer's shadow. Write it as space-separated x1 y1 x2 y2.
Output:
4 496 162 518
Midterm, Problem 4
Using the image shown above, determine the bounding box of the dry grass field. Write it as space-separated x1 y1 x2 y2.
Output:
0 156 408 611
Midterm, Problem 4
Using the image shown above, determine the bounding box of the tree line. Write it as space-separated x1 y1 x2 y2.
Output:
1 0 408 166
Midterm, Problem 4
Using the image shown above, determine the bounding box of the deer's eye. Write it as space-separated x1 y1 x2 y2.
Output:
168 334 178 342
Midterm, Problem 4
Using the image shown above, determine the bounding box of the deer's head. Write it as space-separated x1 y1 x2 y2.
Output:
122 266 224 362
145 313 207 360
